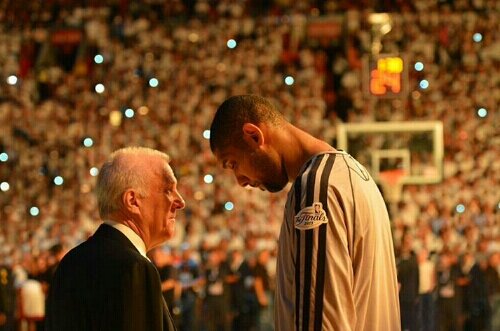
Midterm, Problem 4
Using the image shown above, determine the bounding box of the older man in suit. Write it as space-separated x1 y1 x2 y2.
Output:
46 147 185 331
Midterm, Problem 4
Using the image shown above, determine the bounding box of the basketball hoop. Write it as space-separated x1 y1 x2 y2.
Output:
378 169 405 204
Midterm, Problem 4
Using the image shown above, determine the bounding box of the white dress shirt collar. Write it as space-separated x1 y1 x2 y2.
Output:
103 220 149 261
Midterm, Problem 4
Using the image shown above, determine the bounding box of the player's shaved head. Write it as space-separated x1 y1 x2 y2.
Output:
209 95 285 154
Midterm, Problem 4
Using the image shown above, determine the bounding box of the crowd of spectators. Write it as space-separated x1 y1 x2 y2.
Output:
0 1 498 331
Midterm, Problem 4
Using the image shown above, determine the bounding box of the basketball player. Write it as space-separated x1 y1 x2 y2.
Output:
209 95 400 331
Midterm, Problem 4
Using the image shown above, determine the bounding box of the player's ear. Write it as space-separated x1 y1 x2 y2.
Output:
242 123 264 147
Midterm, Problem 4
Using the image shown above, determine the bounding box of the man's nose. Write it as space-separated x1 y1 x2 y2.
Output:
175 191 185 209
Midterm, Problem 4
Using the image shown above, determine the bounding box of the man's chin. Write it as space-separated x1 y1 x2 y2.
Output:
157 230 174 245
161 220 175 238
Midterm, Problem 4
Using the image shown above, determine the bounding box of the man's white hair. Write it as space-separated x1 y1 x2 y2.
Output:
96 147 170 219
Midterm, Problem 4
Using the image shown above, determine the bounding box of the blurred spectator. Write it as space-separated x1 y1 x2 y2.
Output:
437 252 461 331
45 244 65 288
178 247 202 331
0 264 15 331
417 248 436 331
19 279 45 331
397 232 420 331
459 253 492 331
228 249 258 331
485 252 500 331
204 247 231 331
150 247 181 325
254 249 273 331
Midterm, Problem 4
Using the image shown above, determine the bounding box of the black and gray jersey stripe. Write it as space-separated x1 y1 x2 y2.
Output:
293 153 337 331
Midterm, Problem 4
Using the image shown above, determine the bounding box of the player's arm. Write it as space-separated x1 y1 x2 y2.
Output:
294 153 356 331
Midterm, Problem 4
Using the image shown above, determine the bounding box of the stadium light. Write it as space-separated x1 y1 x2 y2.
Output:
6 75 18 85
204 174 214 184
414 62 424 71
419 79 429 89
227 39 237 49
94 54 104 64
149 78 159 88
83 137 94 148
95 84 105 93
0 152 8 162
54 176 64 186
0 182 9 192
90 167 99 177
477 108 487 118
30 207 40 217
285 76 295 86
124 108 135 118
224 201 234 211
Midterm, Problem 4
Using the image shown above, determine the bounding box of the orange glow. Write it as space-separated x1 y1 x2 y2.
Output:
369 57 403 95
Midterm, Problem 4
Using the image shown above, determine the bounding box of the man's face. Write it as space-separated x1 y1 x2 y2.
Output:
141 161 185 247
216 145 289 193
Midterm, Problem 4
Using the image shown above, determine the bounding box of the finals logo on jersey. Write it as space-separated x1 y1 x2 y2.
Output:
295 202 328 230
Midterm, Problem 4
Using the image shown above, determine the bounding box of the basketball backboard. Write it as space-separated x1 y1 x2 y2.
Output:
336 121 443 185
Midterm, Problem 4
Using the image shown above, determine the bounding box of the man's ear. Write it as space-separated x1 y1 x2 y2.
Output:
122 189 141 215
242 123 264 147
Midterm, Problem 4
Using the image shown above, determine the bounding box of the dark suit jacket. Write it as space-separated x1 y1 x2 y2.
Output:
45 224 176 331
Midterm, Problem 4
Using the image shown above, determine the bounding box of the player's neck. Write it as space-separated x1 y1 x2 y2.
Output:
281 124 335 181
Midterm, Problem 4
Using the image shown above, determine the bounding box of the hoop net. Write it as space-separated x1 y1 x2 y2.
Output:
379 169 405 204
